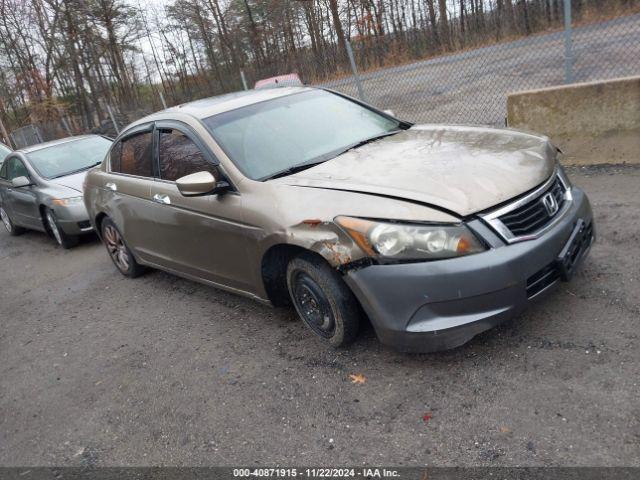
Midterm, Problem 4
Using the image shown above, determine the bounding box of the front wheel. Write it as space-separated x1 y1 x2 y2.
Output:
45 209 78 249
287 252 361 348
101 217 145 278
0 206 24 236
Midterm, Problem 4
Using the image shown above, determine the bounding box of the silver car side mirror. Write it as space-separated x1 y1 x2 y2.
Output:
176 171 218 196
11 176 31 188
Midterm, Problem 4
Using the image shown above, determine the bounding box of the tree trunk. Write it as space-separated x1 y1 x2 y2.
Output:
437 0 451 49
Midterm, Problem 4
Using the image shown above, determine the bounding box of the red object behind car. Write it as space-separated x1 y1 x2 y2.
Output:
254 73 303 90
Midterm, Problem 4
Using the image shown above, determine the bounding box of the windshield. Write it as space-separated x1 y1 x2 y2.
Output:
27 136 113 179
203 90 401 180
0 143 10 163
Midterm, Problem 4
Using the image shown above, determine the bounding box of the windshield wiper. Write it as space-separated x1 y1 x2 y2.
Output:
331 130 401 158
50 161 102 179
262 160 327 181
262 130 401 181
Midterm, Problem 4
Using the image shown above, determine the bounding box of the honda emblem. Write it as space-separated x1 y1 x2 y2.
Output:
542 193 559 217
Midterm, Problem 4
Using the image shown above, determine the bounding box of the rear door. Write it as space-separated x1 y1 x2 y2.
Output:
104 124 159 263
3 157 41 229
148 122 256 293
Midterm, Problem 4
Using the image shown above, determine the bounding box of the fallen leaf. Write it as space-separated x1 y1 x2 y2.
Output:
349 373 366 385
499 426 511 433
422 412 433 423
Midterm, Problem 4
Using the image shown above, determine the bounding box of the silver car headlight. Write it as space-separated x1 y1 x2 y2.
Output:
335 216 486 261
52 196 84 207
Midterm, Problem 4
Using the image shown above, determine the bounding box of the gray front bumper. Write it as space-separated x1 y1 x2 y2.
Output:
52 203 92 235
344 187 594 353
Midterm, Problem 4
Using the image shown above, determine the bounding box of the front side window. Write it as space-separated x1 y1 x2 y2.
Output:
0 159 8 179
111 132 153 177
203 89 401 180
6 158 29 181
0 143 10 163
158 129 217 181
27 136 112 179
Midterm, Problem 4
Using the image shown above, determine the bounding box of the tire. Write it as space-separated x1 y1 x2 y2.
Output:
100 217 145 278
286 252 361 348
45 208 79 249
1 205 25 236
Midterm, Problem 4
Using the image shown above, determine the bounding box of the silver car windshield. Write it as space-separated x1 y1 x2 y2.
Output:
28 136 113 179
203 90 400 180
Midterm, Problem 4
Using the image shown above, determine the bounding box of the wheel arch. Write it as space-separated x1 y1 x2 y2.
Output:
94 212 109 239
259 221 363 306
260 243 310 307
39 204 52 235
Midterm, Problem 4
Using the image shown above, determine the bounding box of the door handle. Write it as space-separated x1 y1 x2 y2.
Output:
153 193 171 205
105 182 117 191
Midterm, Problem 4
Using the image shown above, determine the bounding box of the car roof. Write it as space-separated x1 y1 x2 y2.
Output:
19 134 106 154
150 86 314 121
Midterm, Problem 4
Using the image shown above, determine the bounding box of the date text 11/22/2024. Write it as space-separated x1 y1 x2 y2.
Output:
233 468 401 478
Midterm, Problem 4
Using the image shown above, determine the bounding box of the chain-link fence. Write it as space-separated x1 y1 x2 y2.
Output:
319 10 640 126
5 0 639 148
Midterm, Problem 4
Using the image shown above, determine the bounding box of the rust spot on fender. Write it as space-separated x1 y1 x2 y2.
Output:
318 240 352 265
288 220 363 268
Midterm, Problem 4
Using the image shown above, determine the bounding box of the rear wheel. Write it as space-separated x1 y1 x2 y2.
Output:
101 217 145 278
1 206 25 236
45 208 78 249
287 252 361 348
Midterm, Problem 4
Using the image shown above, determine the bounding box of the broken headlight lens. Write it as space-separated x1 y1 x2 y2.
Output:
335 216 486 260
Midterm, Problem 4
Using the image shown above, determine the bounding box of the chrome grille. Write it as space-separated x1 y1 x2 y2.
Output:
498 178 566 237
479 169 572 243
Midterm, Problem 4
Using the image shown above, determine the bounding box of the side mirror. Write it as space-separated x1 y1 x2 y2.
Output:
11 176 31 188
176 171 229 197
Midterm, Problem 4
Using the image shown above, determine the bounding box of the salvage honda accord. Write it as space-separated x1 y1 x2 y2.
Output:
84 87 594 352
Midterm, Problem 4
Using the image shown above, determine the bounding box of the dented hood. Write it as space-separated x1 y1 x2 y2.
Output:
276 125 556 217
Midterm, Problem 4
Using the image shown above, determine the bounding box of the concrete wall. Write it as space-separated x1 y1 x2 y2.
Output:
507 76 640 165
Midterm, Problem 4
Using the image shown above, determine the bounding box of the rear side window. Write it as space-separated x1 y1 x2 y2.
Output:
110 132 152 177
109 142 122 172
158 129 217 182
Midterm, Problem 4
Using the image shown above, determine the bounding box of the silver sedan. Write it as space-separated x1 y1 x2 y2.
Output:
0 135 112 248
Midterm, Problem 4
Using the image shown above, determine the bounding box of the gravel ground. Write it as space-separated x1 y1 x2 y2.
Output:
0 165 638 467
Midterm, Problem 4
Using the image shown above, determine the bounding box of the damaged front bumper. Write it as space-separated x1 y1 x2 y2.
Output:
343 187 594 353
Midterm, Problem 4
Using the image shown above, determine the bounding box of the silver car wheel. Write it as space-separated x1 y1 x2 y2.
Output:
103 224 130 272
46 211 63 246
0 207 12 233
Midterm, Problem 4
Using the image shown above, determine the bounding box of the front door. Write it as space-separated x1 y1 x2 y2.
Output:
3 157 41 229
148 124 256 293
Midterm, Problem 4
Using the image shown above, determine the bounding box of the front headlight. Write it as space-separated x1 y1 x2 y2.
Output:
52 196 84 206
335 216 486 261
